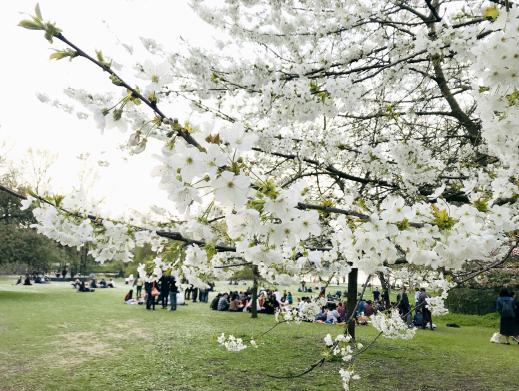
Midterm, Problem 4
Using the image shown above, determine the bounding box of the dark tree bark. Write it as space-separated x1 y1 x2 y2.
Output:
251 265 259 319
378 271 389 296
347 268 358 339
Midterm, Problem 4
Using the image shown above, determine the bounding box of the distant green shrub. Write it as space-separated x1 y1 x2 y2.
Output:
445 286 518 316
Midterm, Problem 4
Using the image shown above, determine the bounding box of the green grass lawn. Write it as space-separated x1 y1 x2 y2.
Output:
0 276 517 391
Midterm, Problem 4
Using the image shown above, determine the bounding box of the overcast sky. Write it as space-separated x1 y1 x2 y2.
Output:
0 0 217 216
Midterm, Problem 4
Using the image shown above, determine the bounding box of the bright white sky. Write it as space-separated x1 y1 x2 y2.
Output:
0 0 218 216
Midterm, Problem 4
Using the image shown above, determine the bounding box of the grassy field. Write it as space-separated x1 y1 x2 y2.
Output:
0 276 518 391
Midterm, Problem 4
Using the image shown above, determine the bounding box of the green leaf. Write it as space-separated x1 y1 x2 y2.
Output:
18 19 44 30
34 3 43 20
49 48 76 61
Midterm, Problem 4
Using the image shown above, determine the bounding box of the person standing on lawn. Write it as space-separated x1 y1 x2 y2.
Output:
169 275 178 311
159 271 170 309
496 287 518 345
134 276 144 298
144 279 156 311
372 287 380 303
397 287 412 326
418 288 433 330
414 287 421 309
382 289 390 310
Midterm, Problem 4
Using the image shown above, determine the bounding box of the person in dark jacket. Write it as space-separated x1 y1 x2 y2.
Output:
217 293 230 311
211 293 223 310
263 294 279 314
23 277 32 286
169 275 179 311
191 287 198 303
382 289 390 309
497 287 518 344
159 272 170 309
418 288 433 330
144 280 156 311
510 291 519 329
397 287 412 326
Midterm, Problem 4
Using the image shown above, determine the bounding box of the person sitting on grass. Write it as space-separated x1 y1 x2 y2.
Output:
79 282 94 292
99 279 107 288
363 300 375 317
211 293 223 310
125 290 133 302
229 294 244 312
337 302 346 322
23 276 32 286
73 279 81 291
263 294 280 314
375 299 385 312
325 307 340 324
218 293 230 311
16 276 23 285
314 307 327 322
107 279 115 288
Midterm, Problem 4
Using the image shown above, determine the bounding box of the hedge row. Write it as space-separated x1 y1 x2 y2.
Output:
445 286 519 316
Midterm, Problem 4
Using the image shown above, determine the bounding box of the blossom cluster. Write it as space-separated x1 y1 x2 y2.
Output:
216 333 249 352
370 311 416 340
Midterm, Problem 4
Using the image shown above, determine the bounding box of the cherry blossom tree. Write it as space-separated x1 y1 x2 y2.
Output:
8 1 519 388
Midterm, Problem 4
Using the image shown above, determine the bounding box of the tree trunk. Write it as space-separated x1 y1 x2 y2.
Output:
251 265 259 319
347 268 358 339
378 271 389 296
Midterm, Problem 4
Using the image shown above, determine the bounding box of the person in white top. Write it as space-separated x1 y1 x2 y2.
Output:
274 291 281 302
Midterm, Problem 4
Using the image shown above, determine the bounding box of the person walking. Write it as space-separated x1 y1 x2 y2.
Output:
169 275 178 311
159 271 170 309
496 287 519 345
62 266 68 282
397 287 412 326
418 288 433 330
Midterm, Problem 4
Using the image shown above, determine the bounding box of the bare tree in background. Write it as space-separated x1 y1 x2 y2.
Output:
0 125 14 169
76 153 101 192
20 147 58 192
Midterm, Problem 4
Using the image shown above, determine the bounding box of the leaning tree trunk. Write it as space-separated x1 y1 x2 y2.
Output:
378 271 389 296
251 265 259 319
346 268 358 339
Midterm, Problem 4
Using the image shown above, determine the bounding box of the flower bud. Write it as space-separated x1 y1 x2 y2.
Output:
128 132 140 146
134 138 147 154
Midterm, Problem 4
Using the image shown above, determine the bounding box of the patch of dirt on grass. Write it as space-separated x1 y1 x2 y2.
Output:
78 342 112 356
107 319 138 328
104 327 153 341
0 362 29 376
61 331 96 344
